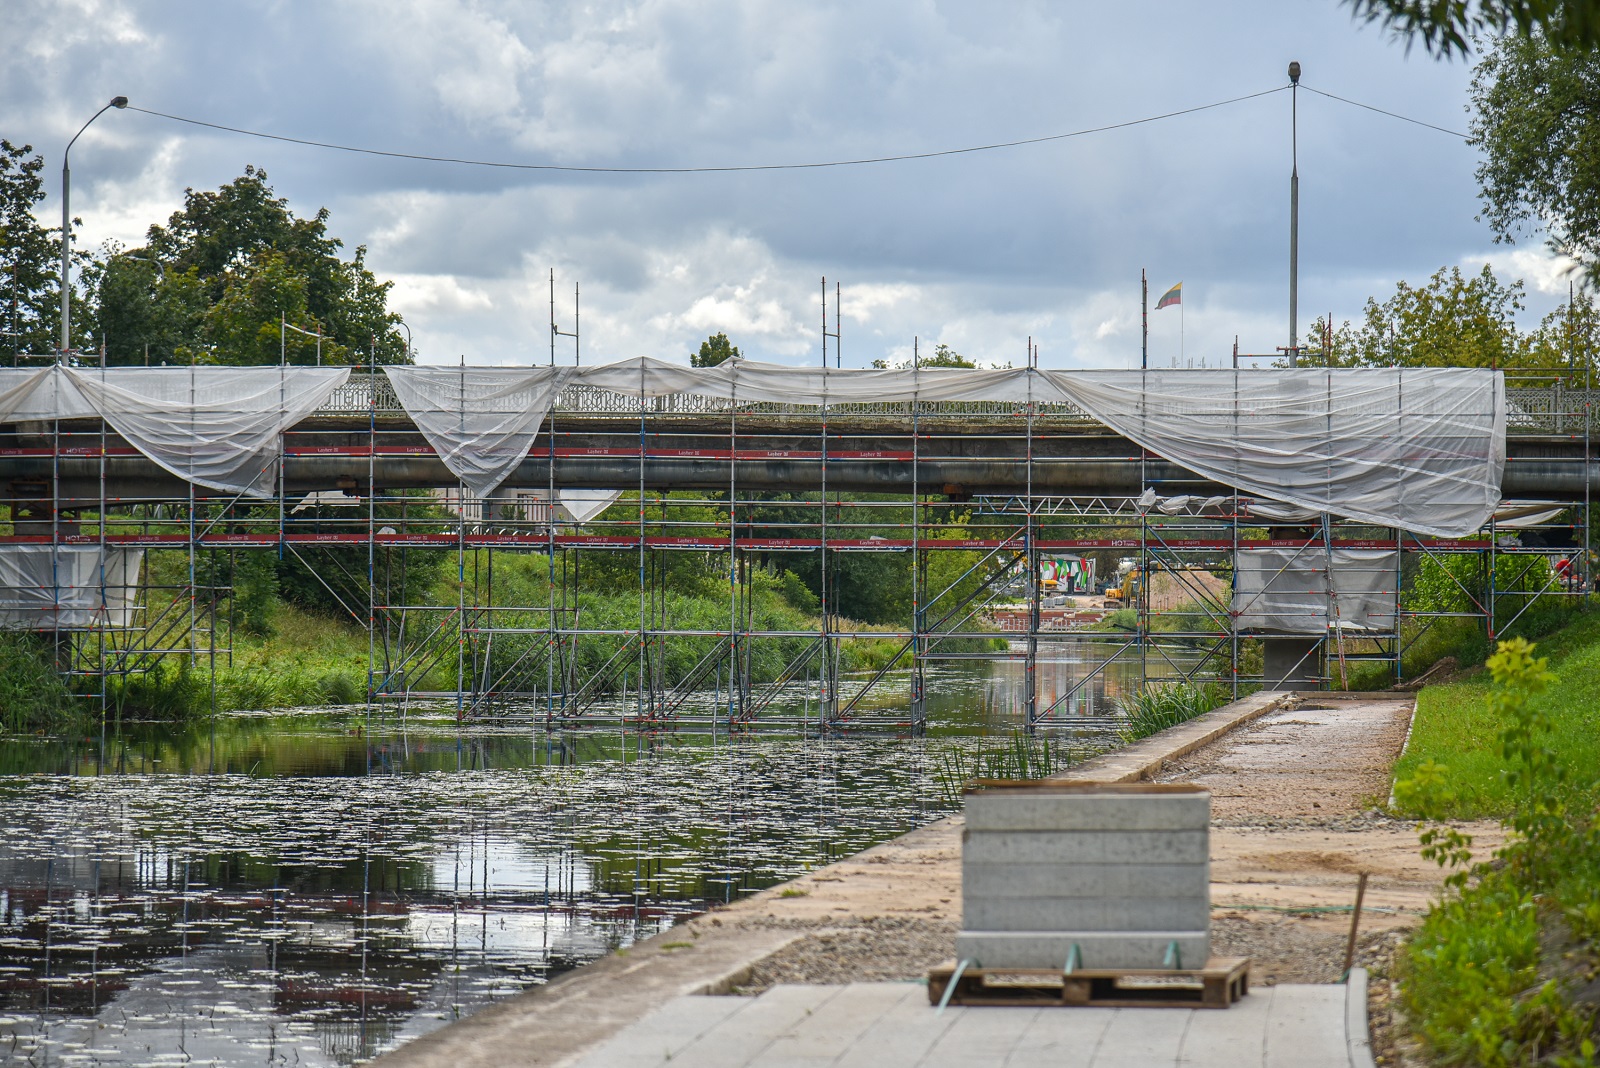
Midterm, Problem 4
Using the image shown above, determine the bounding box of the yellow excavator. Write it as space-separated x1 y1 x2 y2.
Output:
1102 566 1143 608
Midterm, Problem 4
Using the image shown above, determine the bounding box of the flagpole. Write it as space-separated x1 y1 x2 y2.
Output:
1180 298 1185 364
1141 269 1148 370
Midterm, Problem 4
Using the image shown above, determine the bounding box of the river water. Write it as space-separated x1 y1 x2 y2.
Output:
0 640 1202 1067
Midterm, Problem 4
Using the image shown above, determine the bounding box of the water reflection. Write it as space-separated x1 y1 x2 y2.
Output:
0 641 1202 1067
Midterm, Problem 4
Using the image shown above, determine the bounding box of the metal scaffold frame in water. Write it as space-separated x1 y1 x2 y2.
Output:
0 362 1591 748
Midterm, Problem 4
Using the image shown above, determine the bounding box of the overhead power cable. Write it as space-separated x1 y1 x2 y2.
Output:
127 85 1288 175
1301 84 1469 140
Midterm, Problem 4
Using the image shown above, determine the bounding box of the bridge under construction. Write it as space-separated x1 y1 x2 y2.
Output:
0 359 1590 734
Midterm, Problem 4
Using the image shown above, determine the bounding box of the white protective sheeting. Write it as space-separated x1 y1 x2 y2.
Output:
1039 368 1505 539
65 367 352 496
382 366 575 500
1232 548 1399 634
577 355 1033 404
0 546 144 630
379 361 1505 535
0 365 351 496
385 359 1033 499
559 489 623 523
1492 502 1570 529
0 366 97 421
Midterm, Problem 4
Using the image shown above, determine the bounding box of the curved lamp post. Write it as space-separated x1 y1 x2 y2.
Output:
61 95 129 357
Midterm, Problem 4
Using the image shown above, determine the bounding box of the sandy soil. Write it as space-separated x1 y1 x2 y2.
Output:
740 695 1501 995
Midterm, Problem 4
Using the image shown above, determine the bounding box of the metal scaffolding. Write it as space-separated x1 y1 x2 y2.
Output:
2 365 1592 741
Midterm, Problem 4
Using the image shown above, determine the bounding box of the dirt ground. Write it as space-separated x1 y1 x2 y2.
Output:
1156 695 1499 984
741 695 1499 991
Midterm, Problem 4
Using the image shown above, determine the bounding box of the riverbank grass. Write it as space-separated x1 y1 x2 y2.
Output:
1391 609 1600 820
1118 680 1231 743
1396 636 1600 1065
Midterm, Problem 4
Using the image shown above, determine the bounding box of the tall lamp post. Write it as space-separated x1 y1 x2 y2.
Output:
61 95 129 357
1287 61 1300 368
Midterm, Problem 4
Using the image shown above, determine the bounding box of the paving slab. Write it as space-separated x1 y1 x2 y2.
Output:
1004 1006 1120 1068
571 979 1366 1067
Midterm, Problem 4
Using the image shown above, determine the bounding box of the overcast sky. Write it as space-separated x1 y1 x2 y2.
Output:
1 0 1572 368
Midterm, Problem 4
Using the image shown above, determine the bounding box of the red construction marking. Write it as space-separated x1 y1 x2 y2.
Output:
285 445 437 457
0 446 142 457
0 534 1495 551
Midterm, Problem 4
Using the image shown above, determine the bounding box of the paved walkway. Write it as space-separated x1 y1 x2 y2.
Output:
570 977 1372 1068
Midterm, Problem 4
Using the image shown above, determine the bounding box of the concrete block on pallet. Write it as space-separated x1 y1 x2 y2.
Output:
965 792 1210 833
962 829 1208 866
954 930 1211 971
963 894 1210 933
961 861 1209 900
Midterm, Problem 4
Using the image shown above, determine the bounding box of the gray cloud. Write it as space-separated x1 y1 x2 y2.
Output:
0 0 1551 370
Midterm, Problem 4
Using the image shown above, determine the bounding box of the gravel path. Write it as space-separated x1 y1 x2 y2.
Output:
733 693 1483 997
737 917 959 993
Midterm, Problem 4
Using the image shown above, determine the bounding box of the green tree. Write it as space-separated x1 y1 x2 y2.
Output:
0 139 66 360
1526 287 1600 380
202 251 315 365
88 252 207 365
921 343 975 368
1343 0 1600 57
1306 265 1529 368
1470 34 1600 286
88 166 409 365
693 331 740 367
871 342 976 369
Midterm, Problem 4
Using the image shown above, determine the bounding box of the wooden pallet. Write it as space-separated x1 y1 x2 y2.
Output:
927 957 1250 1009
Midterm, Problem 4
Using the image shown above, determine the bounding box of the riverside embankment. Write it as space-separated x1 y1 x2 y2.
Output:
376 688 1474 1068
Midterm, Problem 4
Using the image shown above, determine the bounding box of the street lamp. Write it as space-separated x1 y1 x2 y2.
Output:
61 95 129 357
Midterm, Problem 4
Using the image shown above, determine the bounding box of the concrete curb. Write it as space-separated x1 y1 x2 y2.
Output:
1346 967 1377 1068
1050 690 1290 784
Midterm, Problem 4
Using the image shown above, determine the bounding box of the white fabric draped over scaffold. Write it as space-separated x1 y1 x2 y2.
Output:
0 365 352 496
0 361 1503 537
0 545 144 630
1037 368 1505 543
383 360 1505 538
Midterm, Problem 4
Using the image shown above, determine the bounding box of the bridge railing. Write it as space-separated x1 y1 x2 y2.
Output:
310 372 1596 434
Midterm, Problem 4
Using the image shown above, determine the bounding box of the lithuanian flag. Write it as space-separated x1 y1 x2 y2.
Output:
1156 282 1182 310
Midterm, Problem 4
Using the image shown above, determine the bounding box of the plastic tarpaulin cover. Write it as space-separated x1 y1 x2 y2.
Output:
0 365 352 496
378 361 1505 535
1040 369 1504 538
1232 548 1399 634
559 489 623 523
576 355 1033 404
383 367 575 499
0 367 96 422
66 366 352 496
0 546 144 630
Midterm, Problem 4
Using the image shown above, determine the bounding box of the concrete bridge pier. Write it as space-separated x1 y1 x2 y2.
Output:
1262 637 1324 689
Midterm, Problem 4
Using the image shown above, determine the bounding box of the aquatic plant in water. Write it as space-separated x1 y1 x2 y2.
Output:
1117 681 1228 743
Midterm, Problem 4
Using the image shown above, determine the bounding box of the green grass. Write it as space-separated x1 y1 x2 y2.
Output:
103 605 372 719
1117 681 1231 743
0 632 77 734
1391 610 1600 820
934 732 1069 804
1395 635 1600 1066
